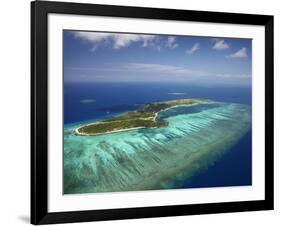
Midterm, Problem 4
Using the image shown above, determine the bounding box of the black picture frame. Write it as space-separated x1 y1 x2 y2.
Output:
31 0 274 224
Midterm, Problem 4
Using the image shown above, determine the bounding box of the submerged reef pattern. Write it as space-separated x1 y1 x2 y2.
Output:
64 102 251 194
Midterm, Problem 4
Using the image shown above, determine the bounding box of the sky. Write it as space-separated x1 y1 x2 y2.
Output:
64 30 252 86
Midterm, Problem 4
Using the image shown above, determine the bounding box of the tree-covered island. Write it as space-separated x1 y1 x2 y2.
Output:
75 99 209 136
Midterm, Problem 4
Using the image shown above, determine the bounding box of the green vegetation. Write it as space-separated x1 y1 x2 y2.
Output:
78 118 168 135
76 98 209 136
102 111 155 122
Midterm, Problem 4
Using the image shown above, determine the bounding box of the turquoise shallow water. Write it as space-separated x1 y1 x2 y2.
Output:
63 102 251 194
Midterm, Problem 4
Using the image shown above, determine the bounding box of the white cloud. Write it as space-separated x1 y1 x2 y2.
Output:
126 63 250 80
166 36 178 49
65 63 251 85
74 31 156 50
125 63 207 76
66 63 207 76
141 38 162 51
227 47 248 58
168 92 185 95
185 43 200 55
212 39 229 50
215 74 250 79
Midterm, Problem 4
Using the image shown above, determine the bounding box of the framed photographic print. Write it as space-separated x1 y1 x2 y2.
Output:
31 0 274 224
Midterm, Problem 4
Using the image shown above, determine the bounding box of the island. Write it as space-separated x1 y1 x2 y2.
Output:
80 99 96 104
75 98 209 136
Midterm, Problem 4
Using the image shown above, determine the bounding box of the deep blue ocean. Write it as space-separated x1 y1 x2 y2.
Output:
64 82 252 188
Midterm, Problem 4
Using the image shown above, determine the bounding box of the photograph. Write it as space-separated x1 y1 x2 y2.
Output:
63 30 252 194
30 1 274 224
